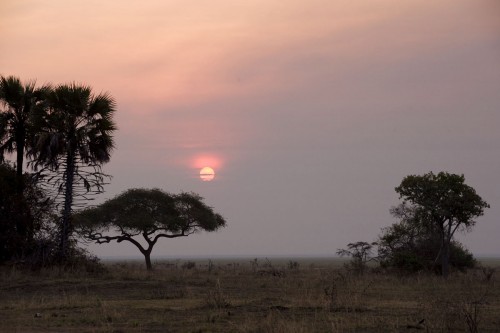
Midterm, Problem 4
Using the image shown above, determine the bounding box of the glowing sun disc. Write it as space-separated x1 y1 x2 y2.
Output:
200 167 215 181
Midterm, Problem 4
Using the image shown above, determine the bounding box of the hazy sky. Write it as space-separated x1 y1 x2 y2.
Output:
1 0 500 257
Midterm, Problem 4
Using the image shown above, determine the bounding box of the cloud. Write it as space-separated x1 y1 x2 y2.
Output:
1 0 499 256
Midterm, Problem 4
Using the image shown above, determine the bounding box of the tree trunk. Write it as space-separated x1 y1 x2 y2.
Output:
14 123 25 185
15 137 24 189
60 149 76 262
441 238 450 278
144 250 153 271
14 125 31 246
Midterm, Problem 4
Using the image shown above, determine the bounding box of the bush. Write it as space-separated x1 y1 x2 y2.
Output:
379 234 476 274
377 203 477 274
0 162 59 266
381 251 425 272
449 242 476 272
0 163 30 262
182 261 196 270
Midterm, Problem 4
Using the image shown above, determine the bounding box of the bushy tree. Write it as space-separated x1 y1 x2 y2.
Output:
0 162 27 262
0 162 54 264
395 172 488 277
377 198 476 272
75 189 227 270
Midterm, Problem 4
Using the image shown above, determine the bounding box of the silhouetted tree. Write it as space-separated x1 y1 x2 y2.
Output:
395 172 489 277
0 162 26 262
337 241 377 275
30 83 116 261
0 76 51 243
0 75 51 183
75 189 227 270
0 162 54 263
377 203 476 273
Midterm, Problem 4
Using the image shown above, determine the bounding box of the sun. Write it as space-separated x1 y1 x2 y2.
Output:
200 167 215 181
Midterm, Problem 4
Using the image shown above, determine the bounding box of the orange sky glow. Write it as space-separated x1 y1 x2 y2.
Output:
1 0 500 257
191 154 223 176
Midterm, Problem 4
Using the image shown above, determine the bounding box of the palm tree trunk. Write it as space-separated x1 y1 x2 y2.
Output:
60 149 76 261
14 125 30 244
14 123 25 192
15 133 24 187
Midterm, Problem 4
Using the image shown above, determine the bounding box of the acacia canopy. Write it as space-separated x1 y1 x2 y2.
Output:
75 188 226 269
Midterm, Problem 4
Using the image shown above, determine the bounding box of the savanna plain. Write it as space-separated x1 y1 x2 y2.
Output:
1 258 499 333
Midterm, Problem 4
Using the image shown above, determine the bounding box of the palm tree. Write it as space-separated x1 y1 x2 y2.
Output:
0 75 51 245
31 83 116 260
0 75 51 187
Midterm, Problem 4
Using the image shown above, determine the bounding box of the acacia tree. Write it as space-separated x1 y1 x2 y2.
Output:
395 172 489 277
337 241 377 275
74 189 227 270
30 83 116 261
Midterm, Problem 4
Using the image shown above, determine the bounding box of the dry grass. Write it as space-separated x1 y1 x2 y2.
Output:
0 258 499 332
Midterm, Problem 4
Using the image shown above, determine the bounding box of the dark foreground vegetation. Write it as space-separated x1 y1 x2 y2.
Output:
1 259 499 333
1 75 117 266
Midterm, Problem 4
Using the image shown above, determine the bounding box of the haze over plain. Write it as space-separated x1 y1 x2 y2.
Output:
1 0 499 257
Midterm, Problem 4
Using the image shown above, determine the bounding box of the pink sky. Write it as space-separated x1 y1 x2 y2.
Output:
1 0 500 257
